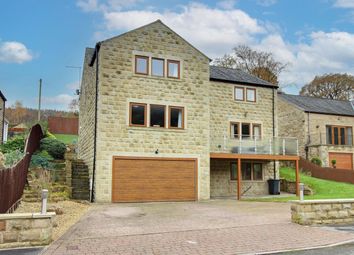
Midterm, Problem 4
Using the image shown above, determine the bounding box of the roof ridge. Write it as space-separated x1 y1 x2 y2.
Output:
283 93 351 103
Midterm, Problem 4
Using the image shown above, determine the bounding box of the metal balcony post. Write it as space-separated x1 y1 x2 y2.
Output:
269 138 272 154
296 139 299 155
239 136 242 154
282 139 286 155
223 134 227 151
254 137 257 153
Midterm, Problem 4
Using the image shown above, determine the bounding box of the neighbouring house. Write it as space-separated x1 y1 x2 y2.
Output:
78 20 300 203
48 116 79 135
8 123 28 138
0 91 6 144
278 93 354 170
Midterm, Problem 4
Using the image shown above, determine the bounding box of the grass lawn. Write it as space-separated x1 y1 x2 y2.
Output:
245 167 354 202
54 134 78 145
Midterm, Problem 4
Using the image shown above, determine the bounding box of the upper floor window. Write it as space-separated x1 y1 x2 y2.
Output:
234 87 244 101
231 122 239 139
167 60 180 79
135 56 149 75
231 122 261 140
234 86 257 102
246 88 256 102
326 125 352 145
152 58 164 77
130 103 147 127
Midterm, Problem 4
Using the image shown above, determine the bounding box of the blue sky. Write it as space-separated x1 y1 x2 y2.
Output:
1 0 354 110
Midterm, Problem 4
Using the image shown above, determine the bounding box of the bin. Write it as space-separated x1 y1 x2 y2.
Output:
267 179 280 195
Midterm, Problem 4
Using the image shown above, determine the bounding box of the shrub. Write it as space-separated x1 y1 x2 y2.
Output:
40 138 66 159
31 150 54 169
3 150 25 168
0 136 25 154
331 159 337 166
311 157 322 166
45 131 56 139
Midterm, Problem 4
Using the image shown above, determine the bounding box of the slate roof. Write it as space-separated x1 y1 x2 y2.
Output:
0 90 6 102
279 93 354 117
209 65 277 88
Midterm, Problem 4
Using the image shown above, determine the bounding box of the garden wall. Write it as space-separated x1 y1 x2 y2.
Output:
291 199 354 225
0 212 55 248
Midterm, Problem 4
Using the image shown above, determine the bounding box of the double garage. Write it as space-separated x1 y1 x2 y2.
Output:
112 157 198 202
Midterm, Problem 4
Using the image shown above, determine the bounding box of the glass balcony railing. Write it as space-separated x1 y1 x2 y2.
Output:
210 136 298 155
308 132 353 146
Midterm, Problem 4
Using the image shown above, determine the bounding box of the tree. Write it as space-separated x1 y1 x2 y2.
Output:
68 98 79 114
300 73 354 100
10 101 28 124
214 45 287 85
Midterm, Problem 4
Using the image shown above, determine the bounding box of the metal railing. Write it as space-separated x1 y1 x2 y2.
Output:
308 132 353 146
210 135 298 155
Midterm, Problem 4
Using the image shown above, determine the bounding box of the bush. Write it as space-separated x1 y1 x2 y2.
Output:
311 157 322 166
3 150 25 168
40 138 66 159
31 150 54 169
45 131 56 139
0 136 25 154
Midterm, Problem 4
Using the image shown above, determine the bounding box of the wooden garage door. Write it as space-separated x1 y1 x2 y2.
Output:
112 157 197 202
329 152 353 170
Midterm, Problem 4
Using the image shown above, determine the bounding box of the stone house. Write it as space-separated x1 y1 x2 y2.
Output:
78 20 300 203
278 93 354 170
0 91 6 144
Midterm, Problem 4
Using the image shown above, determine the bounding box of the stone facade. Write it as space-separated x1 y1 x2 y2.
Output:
291 199 354 225
210 159 275 197
0 212 55 248
79 20 279 202
278 97 354 168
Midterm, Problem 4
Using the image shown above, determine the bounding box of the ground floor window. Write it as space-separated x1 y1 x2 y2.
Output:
230 162 263 181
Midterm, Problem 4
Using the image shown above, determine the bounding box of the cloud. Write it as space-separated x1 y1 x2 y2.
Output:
77 0 98 12
334 0 354 8
43 94 76 109
77 0 141 12
257 0 277 7
66 81 80 90
0 41 33 64
102 3 265 57
217 0 236 9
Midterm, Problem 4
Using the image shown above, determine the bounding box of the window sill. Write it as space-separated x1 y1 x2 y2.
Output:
127 126 186 133
233 100 257 104
230 180 265 183
133 74 182 82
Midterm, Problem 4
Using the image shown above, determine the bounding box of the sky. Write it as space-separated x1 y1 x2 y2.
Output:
1 0 354 110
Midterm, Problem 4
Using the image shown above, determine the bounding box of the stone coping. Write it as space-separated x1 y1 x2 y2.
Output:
0 212 55 220
290 199 354 204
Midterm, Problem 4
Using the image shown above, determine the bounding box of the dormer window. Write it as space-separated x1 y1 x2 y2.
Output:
135 56 148 75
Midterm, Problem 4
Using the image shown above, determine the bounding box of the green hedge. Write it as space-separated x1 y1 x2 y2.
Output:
40 138 66 159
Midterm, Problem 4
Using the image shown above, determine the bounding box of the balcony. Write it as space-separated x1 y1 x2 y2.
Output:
210 136 299 156
309 132 353 147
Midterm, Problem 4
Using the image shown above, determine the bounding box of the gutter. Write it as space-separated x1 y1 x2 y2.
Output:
91 43 101 202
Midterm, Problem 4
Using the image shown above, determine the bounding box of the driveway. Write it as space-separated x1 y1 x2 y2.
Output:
42 200 354 255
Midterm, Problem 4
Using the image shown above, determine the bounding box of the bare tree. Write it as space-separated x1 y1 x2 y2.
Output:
214 45 287 85
300 73 354 100
68 99 79 114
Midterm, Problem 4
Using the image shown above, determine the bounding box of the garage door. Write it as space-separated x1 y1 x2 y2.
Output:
329 152 353 170
112 157 197 202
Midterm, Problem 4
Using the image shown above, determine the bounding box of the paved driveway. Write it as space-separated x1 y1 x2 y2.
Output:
42 200 354 255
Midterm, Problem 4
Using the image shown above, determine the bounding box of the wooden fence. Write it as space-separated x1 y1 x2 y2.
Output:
299 157 354 185
48 116 78 135
0 124 43 213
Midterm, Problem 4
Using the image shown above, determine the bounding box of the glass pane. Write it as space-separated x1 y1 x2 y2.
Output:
235 88 244 100
246 89 255 102
150 105 165 127
136 57 148 74
347 127 353 145
131 104 145 125
253 163 263 180
230 163 238 180
253 125 261 139
152 58 164 77
170 108 183 128
242 123 250 139
340 128 345 145
326 126 332 144
168 62 179 78
334 127 339 145
241 162 252 180
231 123 239 138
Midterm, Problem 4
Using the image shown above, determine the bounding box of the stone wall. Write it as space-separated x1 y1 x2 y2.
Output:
210 159 275 197
0 212 55 248
278 96 307 158
291 199 354 225
93 21 211 202
71 160 90 200
78 48 96 186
